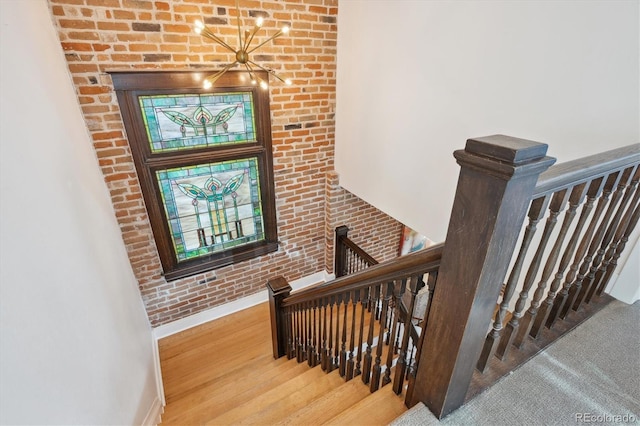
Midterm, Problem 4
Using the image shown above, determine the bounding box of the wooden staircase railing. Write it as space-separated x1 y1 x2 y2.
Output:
334 225 379 278
477 144 640 373
269 135 640 420
268 243 443 401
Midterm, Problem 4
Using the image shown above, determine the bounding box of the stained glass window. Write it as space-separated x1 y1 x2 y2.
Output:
156 158 264 261
112 71 278 280
139 92 256 153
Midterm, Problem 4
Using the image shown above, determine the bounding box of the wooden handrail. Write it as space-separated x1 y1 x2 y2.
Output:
342 237 379 268
282 243 443 307
533 144 640 198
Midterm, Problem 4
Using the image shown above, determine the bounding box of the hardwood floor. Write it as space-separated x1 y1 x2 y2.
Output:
158 302 409 425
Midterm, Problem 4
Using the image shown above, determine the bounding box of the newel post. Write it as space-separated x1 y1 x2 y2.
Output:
267 276 291 359
334 225 349 278
410 135 555 418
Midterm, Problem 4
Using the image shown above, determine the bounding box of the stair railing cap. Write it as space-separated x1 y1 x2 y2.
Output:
465 135 549 164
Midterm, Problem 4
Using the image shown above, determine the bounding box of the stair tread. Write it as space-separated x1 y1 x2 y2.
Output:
323 384 408 425
204 364 340 425
161 359 310 424
276 374 373 425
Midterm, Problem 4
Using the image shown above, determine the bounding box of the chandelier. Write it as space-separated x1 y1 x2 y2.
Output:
194 0 292 90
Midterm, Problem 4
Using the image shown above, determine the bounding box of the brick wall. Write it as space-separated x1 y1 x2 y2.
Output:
49 0 401 326
325 172 403 272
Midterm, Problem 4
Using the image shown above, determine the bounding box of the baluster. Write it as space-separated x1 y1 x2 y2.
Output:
383 279 405 387
519 189 572 340
297 307 304 363
346 290 359 380
549 177 607 322
326 298 335 371
321 301 329 371
597 199 640 296
362 284 380 384
393 277 415 393
408 342 416 378
334 296 341 371
422 272 437 330
585 167 639 303
302 302 307 362
478 199 544 369
371 281 394 392
285 306 294 359
405 271 437 405
340 293 349 376
572 170 627 311
405 304 426 406
291 306 297 360
355 287 369 378
497 196 552 355
306 302 313 366
528 183 586 332
317 300 323 366
310 302 318 367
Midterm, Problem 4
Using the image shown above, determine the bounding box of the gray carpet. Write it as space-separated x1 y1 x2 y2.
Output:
392 300 640 426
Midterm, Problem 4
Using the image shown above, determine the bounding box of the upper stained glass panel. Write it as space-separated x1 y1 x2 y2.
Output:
139 92 256 153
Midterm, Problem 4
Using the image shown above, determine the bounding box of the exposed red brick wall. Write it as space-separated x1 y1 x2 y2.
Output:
49 0 400 326
325 172 403 272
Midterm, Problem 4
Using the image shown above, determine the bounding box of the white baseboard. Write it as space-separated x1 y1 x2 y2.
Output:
141 396 164 426
153 270 331 339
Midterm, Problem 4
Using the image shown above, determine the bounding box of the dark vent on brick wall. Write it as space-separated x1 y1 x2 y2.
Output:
285 124 302 130
205 17 227 25
143 54 171 62
132 22 161 32
249 10 269 18
322 16 336 24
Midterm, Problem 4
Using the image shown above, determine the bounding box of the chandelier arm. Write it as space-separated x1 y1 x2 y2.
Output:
244 63 256 82
247 60 285 83
243 25 261 52
235 0 243 52
246 30 283 54
200 28 236 53
206 61 239 84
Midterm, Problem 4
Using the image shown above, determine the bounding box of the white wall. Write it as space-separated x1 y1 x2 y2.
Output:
0 1 160 424
335 0 639 243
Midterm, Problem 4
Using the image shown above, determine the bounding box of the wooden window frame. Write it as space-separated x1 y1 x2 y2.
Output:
112 70 278 281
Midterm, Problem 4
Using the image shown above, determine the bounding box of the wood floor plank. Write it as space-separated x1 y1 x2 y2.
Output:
276 377 373 425
162 361 312 425
323 385 408 425
204 366 345 425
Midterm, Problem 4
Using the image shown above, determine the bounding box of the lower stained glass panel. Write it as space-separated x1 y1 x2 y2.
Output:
156 157 264 262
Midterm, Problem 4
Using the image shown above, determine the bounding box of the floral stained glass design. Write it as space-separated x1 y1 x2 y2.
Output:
156 158 264 262
140 92 256 153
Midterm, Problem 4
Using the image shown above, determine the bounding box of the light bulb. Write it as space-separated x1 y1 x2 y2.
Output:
285 79 292 85
195 27 202 34
251 79 257 85
260 80 268 89
281 26 290 34
256 17 264 27
195 20 204 29
203 80 212 89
